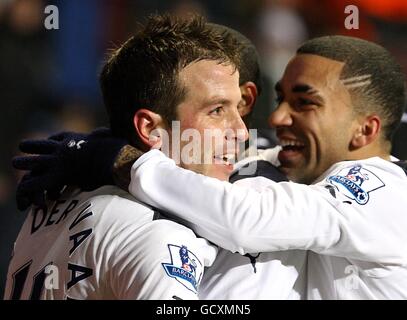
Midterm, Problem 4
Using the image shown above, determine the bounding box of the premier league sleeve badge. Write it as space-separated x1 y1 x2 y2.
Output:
326 164 385 205
162 244 204 294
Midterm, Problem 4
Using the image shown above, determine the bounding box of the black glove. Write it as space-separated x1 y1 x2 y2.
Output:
13 127 128 211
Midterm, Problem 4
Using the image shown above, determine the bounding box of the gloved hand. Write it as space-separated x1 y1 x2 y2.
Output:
13 127 128 211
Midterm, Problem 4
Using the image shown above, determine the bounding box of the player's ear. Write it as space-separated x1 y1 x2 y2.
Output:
133 109 168 150
350 114 381 149
238 81 258 118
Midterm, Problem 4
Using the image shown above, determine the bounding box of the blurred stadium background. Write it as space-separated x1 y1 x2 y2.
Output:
0 0 406 298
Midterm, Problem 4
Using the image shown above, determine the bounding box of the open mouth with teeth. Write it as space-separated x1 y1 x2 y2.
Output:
280 139 305 151
278 139 305 163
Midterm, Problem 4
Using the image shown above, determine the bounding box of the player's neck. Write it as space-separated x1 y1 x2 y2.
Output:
348 141 391 162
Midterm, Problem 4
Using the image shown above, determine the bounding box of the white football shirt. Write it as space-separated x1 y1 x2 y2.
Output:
130 150 407 299
4 185 217 300
199 176 306 300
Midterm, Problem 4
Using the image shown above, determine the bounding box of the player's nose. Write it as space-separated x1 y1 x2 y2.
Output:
268 102 293 128
229 113 249 142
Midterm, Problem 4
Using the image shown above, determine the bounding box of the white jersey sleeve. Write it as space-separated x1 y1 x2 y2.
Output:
198 174 306 300
129 150 407 264
104 218 217 300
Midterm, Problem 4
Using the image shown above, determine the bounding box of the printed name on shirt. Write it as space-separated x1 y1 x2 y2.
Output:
32 200 94 293
31 199 79 234
11 199 94 299
67 202 93 291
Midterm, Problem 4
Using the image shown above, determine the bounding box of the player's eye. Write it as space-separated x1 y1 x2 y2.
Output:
298 97 314 105
209 106 224 116
296 97 319 110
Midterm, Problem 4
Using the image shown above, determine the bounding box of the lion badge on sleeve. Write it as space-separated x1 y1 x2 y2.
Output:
327 164 385 205
162 244 203 293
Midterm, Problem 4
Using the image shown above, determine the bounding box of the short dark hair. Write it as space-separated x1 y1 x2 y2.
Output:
100 14 241 147
297 35 406 142
208 23 262 95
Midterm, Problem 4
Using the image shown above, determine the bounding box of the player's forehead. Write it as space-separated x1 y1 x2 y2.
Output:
278 54 345 94
177 60 241 111
179 59 238 89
